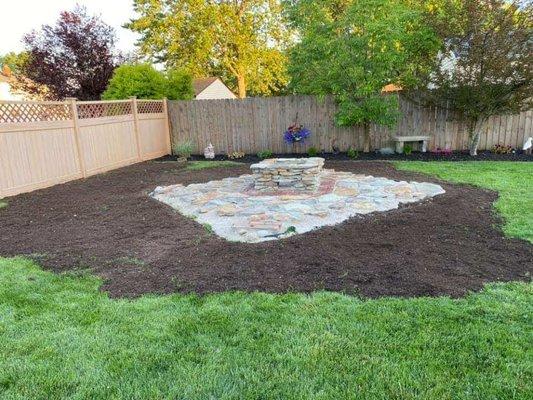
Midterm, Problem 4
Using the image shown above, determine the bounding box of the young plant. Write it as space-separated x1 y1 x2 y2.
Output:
173 141 194 159
403 144 413 156
257 150 273 159
347 147 358 159
492 144 514 155
227 151 245 160
307 147 318 157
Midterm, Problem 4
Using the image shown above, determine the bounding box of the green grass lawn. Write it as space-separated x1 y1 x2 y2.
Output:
1 161 532 399
395 161 533 243
186 160 242 171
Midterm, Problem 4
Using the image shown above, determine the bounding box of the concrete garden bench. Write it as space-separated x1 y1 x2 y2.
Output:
393 136 431 153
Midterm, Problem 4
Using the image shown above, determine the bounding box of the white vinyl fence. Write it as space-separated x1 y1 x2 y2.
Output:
0 98 171 198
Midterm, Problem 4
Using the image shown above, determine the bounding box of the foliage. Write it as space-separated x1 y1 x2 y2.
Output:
287 0 441 152
492 144 514 155
127 0 291 98
0 51 29 75
103 64 193 100
21 5 119 100
0 256 531 398
347 147 359 159
227 151 246 159
173 141 194 159
419 0 532 156
103 64 167 100
403 144 413 155
284 124 311 144
257 150 273 160
395 161 533 242
307 147 319 157
186 161 242 171
166 68 194 100
0 200 7 210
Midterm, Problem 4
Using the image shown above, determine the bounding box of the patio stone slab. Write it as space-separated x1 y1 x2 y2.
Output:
150 169 445 243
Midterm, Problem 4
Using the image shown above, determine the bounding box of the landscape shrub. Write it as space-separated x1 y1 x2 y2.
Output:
227 151 246 159
173 141 194 159
257 150 273 159
403 144 413 155
492 144 514 154
347 147 358 159
103 64 193 100
307 147 318 157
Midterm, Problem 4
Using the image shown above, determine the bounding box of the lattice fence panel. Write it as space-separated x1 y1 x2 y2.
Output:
138 100 164 114
0 102 71 123
77 102 132 119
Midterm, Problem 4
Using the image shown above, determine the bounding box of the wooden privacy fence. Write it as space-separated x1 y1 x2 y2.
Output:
168 95 533 154
0 98 170 198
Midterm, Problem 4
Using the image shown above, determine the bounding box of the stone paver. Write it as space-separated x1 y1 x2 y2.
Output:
150 169 445 243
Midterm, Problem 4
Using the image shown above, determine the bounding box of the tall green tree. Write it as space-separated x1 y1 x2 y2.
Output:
420 0 532 156
127 0 290 98
287 0 441 151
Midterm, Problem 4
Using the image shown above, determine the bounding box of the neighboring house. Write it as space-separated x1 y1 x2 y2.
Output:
193 77 236 100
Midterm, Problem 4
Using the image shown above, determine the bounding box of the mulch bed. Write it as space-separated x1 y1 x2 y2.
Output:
184 150 533 163
1 161 531 299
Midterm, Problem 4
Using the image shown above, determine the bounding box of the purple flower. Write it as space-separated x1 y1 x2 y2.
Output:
284 124 311 144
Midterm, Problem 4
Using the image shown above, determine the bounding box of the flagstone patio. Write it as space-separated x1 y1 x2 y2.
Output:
150 167 445 243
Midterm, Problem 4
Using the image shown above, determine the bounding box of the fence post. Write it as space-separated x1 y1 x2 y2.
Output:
67 97 87 178
163 98 172 155
130 97 143 161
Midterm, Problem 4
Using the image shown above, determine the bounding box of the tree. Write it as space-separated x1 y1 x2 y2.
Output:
102 64 193 100
286 0 441 151
0 52 29 75
127 0 291 98
22 6 119 100
419 0 532 155
166 69 194 100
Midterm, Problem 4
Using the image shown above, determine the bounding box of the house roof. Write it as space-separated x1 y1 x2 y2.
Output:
192 76 219 96
192 77 220 96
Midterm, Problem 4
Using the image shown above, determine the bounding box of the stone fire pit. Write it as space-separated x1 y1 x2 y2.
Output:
250 157 325 191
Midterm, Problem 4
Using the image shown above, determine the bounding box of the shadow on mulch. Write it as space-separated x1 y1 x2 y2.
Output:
0 161 531 299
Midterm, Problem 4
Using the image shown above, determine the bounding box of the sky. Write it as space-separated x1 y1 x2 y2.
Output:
0 0 139 55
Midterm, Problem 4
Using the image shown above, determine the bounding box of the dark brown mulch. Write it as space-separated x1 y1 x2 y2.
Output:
0 161 531 299
183 149 533 163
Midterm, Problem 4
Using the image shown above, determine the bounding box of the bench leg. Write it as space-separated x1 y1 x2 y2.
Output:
421 140 428 153
395 141 404 154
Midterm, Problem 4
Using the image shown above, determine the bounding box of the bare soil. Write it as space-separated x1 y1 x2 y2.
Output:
1 161 531 299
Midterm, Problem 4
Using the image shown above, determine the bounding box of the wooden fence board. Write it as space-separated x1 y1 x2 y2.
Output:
169 95 533 155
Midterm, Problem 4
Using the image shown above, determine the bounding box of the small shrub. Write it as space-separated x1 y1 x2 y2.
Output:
403 144 413 155
227 151 245 159
307 147 319 157
257 150 273 159
347 147 359 159
492 144 514 154
173 141 194 159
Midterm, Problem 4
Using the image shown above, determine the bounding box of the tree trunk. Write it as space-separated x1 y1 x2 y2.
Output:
468 119 481 156
363 123 372 153
237 75 246 98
